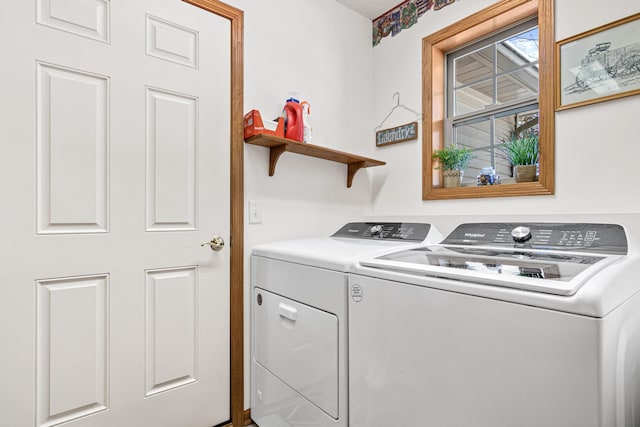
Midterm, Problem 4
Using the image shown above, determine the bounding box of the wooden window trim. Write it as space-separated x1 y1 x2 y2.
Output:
422 0 555 200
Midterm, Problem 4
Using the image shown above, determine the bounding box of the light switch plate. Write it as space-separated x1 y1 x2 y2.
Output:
249 200 263 224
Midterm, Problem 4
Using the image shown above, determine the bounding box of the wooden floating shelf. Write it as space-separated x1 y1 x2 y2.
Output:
245 134 386 188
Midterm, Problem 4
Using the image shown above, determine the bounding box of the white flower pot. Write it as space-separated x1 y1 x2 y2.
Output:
443 170 463 188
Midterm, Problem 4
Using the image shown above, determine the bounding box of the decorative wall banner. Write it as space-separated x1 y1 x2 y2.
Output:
376 122 418 147
373 0 456 46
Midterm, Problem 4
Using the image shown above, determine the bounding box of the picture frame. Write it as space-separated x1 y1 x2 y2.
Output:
555 13 640 111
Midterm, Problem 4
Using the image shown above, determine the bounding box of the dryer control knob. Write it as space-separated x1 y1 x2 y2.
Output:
511 226 532 242
370 224 384 237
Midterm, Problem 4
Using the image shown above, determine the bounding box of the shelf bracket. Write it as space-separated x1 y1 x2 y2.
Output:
269 145 287 176
347 161 366 188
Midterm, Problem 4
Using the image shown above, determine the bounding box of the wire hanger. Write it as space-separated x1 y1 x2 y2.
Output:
374 92 422 131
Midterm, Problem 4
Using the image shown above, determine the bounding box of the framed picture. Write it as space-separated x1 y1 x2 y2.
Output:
555 13 640 111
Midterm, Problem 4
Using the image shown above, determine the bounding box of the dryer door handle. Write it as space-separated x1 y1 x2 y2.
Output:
278 302 298 321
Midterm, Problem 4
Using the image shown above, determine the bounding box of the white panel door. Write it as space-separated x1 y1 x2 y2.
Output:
0 1 230 426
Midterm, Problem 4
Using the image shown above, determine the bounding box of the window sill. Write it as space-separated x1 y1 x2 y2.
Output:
425 180 553 200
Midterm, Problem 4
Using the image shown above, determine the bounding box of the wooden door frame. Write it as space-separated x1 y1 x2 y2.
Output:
181 1 244 425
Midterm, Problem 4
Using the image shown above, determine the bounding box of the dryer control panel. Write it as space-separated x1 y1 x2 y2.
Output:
332 222 431 242
442 223 628 254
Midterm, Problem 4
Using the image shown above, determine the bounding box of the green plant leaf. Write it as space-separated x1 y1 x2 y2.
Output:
499 130 539 166
432 145 474 171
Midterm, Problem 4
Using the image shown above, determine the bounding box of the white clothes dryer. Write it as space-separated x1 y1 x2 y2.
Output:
250 222 442 427
349 222 640 427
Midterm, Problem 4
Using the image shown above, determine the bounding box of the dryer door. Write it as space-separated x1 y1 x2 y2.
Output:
254 288 339 418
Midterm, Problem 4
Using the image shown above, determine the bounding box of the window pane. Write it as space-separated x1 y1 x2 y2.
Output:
465 148 493 184
454 117 490 150
496 28 539 73
495 108 538 144
455 118 491 183
495 108 539 178
454 45 494 86
494 151 514 178
497 66 538 103
454 80 493 115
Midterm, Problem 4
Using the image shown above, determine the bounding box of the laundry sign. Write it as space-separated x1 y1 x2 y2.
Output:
376 121 418 147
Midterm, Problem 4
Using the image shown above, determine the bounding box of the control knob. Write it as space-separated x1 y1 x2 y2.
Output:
511 226 532 242
370 224 384 237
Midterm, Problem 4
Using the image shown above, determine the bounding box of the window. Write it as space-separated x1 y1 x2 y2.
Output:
422 0 554 200
448 21 539 181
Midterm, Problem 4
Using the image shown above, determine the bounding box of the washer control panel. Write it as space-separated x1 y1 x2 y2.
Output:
332 222 431 242
442 223 628 254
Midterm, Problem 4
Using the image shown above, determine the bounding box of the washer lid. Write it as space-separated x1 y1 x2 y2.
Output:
360 223 628 296
366 245 620 296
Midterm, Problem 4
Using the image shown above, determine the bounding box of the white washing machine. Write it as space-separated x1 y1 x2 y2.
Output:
349 222 640 427
250 222 443 427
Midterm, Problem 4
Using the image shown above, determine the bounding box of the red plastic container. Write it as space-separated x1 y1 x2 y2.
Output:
283 101 304 142
243 109 284 139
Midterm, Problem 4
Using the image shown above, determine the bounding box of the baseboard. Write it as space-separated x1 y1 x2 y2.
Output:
244 409 253 426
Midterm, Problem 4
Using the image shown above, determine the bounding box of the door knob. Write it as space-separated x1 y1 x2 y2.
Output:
201 236 225 251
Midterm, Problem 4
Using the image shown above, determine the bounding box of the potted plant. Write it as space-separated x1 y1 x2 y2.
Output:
432 145 474 188
500 130 539 183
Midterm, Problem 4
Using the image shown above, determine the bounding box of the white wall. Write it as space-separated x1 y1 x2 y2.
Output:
236 0 375 237
226 0 374 408
232 0 640 411
369 0 640 217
